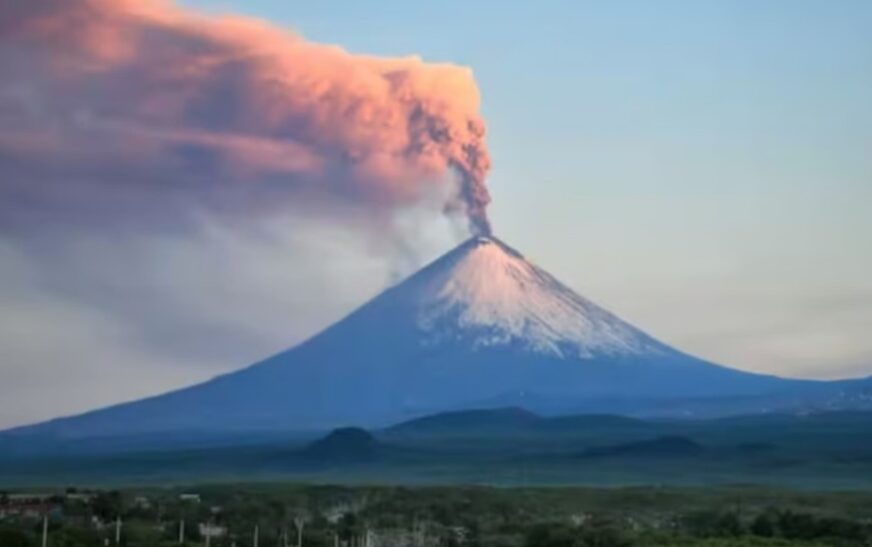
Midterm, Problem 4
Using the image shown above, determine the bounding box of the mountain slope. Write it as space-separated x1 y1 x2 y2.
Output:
5 236 865 438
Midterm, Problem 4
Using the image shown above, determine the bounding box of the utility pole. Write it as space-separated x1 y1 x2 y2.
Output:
294 517 305 547
41 514 48 547
204 522 211 547
179 519 185 544
115 516 122 545
253 524 259 547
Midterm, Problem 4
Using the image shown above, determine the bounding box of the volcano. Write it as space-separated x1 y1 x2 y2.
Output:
6 236 869 438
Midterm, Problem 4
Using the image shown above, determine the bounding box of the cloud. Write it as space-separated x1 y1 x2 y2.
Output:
0 0 492 234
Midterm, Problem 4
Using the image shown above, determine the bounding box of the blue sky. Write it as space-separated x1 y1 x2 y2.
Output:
178 0 872 376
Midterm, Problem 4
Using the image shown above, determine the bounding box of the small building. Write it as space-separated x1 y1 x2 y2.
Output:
65 492 96 503
133 496 151 509
0 494 60 520
199 522 227 538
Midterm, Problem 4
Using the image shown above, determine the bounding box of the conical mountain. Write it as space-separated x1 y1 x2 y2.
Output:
4 236 845 438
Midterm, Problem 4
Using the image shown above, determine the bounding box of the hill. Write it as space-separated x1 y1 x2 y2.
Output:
298 427 381 463
581 436 705 459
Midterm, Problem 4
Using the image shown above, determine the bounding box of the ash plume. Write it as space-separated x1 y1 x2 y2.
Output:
0 0 492 235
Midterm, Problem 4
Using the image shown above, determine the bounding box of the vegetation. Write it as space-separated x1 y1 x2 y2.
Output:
1 485 871 546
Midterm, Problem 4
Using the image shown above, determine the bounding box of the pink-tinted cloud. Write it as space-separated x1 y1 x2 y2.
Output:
0 0 492 234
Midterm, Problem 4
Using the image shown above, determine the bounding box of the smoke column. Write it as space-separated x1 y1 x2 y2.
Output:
0 0 492 234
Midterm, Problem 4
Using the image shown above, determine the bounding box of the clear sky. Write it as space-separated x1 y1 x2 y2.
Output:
0 0 870 428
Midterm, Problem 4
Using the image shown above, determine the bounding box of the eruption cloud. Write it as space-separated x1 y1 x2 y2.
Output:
0 0 492 235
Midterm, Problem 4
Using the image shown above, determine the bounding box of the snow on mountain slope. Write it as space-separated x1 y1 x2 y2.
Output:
402 236 665 358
